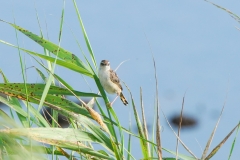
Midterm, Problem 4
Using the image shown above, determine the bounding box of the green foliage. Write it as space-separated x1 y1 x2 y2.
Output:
0 1 239 160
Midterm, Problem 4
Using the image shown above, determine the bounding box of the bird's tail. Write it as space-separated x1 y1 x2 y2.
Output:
120 92 128 106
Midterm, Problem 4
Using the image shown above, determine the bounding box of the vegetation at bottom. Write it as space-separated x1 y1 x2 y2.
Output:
0 1 239 159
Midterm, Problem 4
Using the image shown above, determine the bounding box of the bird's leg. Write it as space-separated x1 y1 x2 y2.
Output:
110 95 119 106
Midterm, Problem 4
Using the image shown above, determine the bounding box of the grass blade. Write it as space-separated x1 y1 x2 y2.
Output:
152 55 162 160
0 96 42 126
0 19 89 70
228 121 240 159
0 40 93 77
0 128 113 159
0 70 29 127
127 120 132 160
0 83 100 97
201 91 227 159
125 84 149 159
205 0 240 23
176 95 185 160
140 87 150 155
205 123 240 160
162 148 196 160
72 0 97 69
162 110 197 159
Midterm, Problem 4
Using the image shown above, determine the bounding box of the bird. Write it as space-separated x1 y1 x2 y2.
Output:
98 60 128 106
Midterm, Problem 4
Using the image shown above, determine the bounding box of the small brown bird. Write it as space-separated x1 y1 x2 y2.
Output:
98 60 128 106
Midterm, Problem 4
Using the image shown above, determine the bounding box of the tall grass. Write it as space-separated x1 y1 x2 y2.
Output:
0 1 239 160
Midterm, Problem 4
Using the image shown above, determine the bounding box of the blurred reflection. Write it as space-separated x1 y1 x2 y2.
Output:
169 114 198 129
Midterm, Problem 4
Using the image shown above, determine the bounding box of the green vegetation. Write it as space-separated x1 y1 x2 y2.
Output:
0 1 239 159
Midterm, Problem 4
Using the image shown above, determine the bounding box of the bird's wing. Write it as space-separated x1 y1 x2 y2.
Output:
110 69 123 90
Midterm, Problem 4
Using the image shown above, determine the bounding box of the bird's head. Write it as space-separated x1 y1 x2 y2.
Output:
100 60 110 70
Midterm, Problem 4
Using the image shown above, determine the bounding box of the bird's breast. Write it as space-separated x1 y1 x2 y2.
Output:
98 69 121 94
